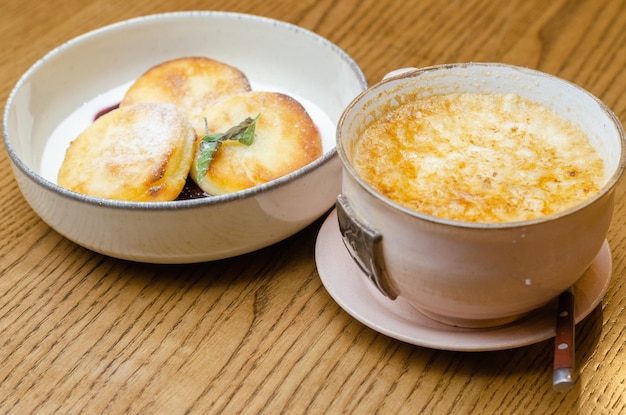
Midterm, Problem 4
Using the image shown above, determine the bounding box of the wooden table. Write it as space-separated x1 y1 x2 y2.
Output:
1 0 625 413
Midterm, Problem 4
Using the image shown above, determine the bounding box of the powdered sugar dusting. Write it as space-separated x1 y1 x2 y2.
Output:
42 80 335 184
101 103 182 167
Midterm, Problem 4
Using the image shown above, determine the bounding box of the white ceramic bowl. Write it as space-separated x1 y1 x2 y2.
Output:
336 63 626 328
3 11 367 263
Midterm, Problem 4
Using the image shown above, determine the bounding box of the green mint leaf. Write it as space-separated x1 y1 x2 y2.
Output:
220 114 260 144
238 114 259 146
196 136 222 181
195 114 260 183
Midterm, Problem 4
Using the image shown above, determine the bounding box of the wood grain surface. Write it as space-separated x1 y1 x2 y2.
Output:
1 0 625 413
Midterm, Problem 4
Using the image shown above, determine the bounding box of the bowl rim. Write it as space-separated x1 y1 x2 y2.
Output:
337 62 626 229
2 10 367 212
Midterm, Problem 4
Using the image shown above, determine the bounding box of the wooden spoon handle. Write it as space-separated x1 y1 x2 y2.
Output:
553 289 575 392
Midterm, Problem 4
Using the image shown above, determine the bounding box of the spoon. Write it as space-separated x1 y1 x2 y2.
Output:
553 288 575 392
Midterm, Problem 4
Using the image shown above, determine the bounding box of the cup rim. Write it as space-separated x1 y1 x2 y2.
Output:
337 62 626 229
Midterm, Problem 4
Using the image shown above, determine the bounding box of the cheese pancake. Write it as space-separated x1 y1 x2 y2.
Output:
58 102 196 202
120 57 251 121
190 91 323 195
353 93 604 223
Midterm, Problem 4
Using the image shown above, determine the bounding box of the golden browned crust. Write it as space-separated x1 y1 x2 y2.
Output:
353 93 604 222
189 91 323 195
58 103 196 202
120 57 251 122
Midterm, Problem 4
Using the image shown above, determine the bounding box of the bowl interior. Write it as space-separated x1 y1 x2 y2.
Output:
5 11 367 187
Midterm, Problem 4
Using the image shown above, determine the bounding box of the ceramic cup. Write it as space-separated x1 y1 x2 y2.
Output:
336 63 626 328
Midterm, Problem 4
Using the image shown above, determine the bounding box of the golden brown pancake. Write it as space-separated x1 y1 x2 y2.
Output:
189 91 323 195
58 102 196 202
120 57 251 122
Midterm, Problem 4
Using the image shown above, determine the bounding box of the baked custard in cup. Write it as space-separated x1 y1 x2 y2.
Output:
336 63 626 328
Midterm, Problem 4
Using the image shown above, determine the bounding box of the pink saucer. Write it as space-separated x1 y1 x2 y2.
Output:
315 209 612 351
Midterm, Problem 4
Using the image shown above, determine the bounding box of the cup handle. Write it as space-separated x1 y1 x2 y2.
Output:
336 195 398 299
382 67 419 80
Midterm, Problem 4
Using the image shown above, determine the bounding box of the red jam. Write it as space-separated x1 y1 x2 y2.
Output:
93 103 120 121
175 177 210 200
